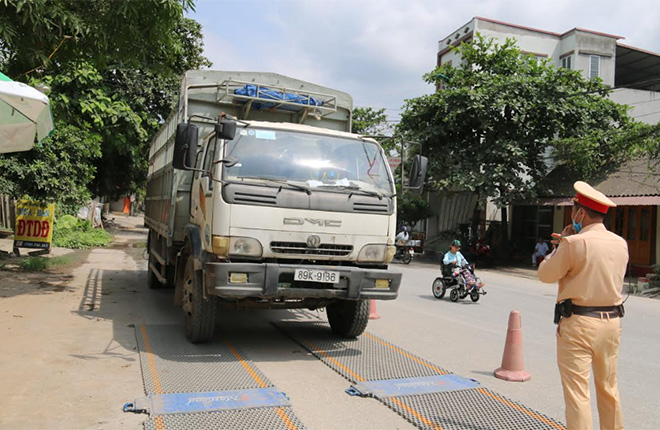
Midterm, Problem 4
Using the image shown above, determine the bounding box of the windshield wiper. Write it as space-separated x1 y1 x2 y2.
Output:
237 176 312 195
316 184 389 200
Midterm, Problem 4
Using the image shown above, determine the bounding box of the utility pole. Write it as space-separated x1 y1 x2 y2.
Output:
400 137 405 196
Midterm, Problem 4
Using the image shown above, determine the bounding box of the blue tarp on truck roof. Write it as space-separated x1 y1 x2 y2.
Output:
234 85 323 111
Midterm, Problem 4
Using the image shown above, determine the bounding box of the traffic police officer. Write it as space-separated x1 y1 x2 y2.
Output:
538 181 628 430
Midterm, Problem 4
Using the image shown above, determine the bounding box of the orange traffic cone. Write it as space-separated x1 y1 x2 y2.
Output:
368 300 381 320
494 310 531 382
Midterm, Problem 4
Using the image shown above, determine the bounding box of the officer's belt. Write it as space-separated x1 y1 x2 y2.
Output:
572 304 624 318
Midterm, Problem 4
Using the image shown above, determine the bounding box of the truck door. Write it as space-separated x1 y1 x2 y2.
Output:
191 136 217 251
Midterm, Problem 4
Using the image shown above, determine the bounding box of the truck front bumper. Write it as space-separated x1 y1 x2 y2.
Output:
204 262 401 300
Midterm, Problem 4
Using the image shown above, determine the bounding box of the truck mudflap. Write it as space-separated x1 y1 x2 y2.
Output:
204 262 401 300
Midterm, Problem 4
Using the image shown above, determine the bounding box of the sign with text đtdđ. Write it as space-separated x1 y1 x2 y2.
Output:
13 200 55 250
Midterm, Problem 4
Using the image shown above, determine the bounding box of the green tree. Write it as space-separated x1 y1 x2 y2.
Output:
352 106 400 155
398 34 635 253
0 1 209 206
397 193 433 230
352 106 389 135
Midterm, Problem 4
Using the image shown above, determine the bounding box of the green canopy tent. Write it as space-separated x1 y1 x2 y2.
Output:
0 71 54 153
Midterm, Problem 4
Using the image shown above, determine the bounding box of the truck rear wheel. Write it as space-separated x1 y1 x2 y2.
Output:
182 257 217 343
326 299 369 338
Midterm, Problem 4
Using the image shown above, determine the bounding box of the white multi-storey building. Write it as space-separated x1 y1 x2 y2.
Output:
438 16 660 125
430 17 660 272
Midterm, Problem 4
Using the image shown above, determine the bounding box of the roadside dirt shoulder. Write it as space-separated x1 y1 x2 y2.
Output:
0 216 148 430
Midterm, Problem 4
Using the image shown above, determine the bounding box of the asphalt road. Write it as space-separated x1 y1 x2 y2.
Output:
2 219 658 430
379 261 660 430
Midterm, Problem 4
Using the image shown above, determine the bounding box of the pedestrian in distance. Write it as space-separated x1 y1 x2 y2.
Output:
537 181 628 430
532 236 549 266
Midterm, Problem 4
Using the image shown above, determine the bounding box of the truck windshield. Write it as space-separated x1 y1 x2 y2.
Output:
222 127 394 195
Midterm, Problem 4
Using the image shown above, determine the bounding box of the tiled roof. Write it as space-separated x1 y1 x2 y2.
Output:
540 158 660 198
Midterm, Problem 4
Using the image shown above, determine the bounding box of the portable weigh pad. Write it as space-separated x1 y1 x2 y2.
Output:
274 321 565 430
129 324 305 430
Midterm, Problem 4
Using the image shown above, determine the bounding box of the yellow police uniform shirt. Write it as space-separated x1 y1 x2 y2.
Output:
537 223 628 306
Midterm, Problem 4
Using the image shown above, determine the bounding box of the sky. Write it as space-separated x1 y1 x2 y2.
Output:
187 0 660 124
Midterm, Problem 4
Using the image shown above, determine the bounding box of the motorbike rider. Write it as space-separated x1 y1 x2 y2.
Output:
395 226 410 247
394 226 411 260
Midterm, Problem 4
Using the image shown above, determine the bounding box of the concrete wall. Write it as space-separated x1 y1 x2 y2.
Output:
475 20 563 62
609 88 660 124
574 32 616 86
438 19 619 86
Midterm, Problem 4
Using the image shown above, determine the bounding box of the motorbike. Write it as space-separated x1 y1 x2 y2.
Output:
394 245 414 264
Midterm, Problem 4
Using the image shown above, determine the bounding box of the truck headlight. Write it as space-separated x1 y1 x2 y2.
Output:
213 236 263 257
357 244 387 263
229 237 263 257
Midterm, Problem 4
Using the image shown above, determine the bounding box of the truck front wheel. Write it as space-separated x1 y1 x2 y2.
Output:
326 299 369 338
182 257 217 343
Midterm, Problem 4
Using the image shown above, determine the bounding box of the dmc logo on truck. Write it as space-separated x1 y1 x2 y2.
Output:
283 218 341 227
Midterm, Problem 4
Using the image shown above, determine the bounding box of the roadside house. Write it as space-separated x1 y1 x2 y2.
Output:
428 17 660 265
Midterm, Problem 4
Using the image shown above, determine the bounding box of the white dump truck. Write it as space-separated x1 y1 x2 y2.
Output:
145 71 426 342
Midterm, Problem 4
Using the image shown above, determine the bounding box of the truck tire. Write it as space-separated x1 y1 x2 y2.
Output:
326 299 369 338
181 257 217 343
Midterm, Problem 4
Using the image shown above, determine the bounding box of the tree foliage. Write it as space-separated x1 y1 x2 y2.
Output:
0 1 209 206
352 106 389 135
352 106 399 155
397 193 433 230
399 34 634 210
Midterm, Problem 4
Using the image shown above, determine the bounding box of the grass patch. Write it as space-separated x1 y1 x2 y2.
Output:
52 215 113 249
18 255 73 272
53 229 113 249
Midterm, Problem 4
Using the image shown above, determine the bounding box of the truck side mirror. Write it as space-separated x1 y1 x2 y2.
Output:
215 118 237 141
173 123 199 170
407 154 428 194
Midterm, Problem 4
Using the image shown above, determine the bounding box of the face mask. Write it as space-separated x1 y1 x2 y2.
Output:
572 210 584 233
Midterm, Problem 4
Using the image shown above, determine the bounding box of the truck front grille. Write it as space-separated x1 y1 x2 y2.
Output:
353 201 390 213
270 242 353 257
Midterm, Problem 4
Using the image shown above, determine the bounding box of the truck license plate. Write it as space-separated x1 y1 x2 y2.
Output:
294 269 339 284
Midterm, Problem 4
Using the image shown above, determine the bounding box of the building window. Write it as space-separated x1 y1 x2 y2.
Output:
589 55 600 79
561 55 572 69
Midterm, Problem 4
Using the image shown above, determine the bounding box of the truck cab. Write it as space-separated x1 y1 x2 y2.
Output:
145 71 425 343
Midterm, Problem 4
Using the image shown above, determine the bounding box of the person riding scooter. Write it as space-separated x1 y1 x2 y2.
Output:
395 226 410 248
394 226 412 263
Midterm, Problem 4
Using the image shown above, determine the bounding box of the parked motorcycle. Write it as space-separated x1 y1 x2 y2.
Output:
394 245 414 264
